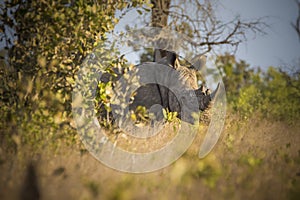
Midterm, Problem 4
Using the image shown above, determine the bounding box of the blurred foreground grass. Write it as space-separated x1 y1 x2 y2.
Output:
0 113 299 200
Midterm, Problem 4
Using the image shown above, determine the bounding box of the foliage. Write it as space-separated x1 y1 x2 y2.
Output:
0 0 148 150
163 109 178 122
217 53 300 122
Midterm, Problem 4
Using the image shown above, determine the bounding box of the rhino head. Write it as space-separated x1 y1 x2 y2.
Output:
196 82 220 111
166 81 220 124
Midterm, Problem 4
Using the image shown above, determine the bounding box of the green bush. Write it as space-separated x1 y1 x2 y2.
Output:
217 54 300 122
0 0 148 152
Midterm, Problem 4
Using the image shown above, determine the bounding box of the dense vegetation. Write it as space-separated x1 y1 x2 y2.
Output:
2 0 298 151
216 53 300 122
0 0 146 150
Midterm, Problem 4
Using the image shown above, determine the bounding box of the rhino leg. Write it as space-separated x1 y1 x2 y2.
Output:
129 84 165 122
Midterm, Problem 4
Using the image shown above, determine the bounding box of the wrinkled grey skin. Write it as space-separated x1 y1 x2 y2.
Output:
99 50 220 124
128 51 218 124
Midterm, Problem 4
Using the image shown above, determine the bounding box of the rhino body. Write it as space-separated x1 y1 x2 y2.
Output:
99 51 219 125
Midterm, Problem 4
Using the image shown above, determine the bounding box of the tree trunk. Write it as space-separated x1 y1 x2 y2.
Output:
151 0 171 58
151 0 171 28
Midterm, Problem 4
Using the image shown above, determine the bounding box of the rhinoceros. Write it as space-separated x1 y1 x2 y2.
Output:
98 50 220 126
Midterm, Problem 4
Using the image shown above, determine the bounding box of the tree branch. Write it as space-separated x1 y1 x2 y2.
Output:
150 0 267 55
292 0 300 40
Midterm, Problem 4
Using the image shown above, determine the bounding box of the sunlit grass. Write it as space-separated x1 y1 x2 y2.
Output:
1 111 299 199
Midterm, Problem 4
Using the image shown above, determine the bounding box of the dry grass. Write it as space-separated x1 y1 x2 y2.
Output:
0 115 300 200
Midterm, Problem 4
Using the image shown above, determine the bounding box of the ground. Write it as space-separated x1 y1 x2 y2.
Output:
0 114 300 200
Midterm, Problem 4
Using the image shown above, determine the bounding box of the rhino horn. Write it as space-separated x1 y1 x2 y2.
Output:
210 83 220 101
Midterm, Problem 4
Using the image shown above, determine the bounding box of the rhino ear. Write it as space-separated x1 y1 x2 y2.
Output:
154 49 177 68
191 55 207 71
166 51 177 67
210 83 220 101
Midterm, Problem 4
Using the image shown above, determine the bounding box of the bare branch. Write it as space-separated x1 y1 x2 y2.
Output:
292 0 300 40
149 0 268 55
